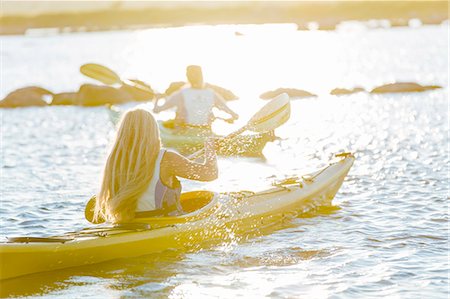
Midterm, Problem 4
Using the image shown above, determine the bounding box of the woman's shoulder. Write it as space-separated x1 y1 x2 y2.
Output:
160 149 187 179
161 149 183 164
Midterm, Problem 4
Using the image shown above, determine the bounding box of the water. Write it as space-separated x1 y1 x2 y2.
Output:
1 24 448 298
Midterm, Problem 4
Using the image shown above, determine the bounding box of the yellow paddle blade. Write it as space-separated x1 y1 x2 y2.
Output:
247 93 291 132
80 63 122 85
84 195 105 224
122 79 155 95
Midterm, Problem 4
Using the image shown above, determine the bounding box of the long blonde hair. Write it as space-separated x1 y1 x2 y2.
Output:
95 108 161 223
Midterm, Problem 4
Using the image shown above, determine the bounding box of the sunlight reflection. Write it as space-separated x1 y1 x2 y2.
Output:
120 24 343 98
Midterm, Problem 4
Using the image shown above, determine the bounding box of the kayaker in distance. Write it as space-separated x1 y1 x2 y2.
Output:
153 65 239 128
94 108 218 223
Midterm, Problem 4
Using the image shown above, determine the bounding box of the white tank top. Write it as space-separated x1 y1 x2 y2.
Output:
182 88 215 125
136 150 165 212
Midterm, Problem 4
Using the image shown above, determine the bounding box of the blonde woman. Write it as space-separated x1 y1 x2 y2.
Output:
94 108 217 223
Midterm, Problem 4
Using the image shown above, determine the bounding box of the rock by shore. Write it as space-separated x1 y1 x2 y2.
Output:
0 87 52 108
2 81 443 108
329 82 442 96
0 80 236 108
0 83 155 108
330 87 365 95
370 82 442 94
51 92 78 105
260 88 316 100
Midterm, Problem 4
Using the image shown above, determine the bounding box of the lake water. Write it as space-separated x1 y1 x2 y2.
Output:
0 23 448 298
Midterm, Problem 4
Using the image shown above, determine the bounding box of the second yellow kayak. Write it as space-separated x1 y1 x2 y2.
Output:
159 120 275 157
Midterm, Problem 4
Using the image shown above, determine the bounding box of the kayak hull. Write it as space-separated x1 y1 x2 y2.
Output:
159 122 275 157
0 154 354 280
107 110 275 157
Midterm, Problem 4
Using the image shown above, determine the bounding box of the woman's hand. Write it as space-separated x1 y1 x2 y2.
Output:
224 117 235 124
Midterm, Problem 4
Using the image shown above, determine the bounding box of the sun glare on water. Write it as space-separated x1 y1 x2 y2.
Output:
121 23 341 98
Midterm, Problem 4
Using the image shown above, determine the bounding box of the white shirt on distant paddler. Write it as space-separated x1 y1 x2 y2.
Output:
181 88 215 125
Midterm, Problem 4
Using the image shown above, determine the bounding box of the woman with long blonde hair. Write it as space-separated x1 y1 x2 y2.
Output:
94 108 217 223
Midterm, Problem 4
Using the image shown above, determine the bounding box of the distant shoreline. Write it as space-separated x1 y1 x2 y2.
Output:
0 1 447 35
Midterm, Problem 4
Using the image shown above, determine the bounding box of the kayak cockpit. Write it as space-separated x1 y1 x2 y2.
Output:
178 190 216 213
132 190 218 224
6 191 218 244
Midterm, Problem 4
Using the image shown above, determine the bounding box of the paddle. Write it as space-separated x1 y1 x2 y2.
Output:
84 93 290 224
85 195 103 224
80 63 155 95
188 92 291 159
80 63 238 102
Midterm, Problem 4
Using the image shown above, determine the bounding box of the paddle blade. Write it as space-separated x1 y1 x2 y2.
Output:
247 93 290 132
206 83 239 101
122 78 155 95
80 63 122 85
85 195 105 224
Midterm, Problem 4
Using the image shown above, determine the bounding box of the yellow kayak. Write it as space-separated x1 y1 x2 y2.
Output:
107 107 275 157
159 120 275 157
0 153 354 280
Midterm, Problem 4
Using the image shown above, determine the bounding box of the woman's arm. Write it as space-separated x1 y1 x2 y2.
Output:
153 92 181 113
213 93 239 120
162 139 218 182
